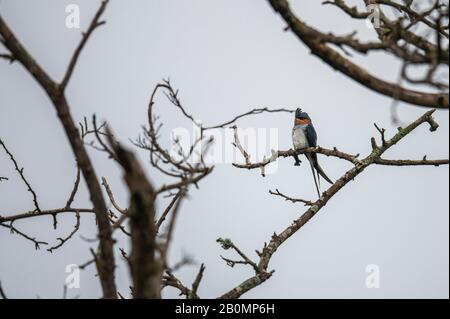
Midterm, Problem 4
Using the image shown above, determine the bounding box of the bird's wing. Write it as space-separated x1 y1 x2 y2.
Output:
305 124 333 186
305 124 317 147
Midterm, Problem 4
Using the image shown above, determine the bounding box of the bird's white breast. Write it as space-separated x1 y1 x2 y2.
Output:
292 125 309 150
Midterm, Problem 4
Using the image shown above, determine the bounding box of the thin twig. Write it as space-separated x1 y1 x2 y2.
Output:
0 138 41 213
47 211 81 253
269 189 314 206
156 190 183 233
101 177 127 214
0 223 48 250
60 0 110 90
65 166 81 209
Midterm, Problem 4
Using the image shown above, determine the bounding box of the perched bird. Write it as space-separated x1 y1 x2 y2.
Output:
292 108 333 197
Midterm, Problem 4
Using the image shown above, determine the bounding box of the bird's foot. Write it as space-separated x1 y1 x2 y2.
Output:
294 160 302 166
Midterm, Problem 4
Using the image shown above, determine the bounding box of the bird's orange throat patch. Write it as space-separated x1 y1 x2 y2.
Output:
295 118 310 125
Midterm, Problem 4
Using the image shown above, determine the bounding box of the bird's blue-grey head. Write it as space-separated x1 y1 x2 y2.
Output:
295 108 311 122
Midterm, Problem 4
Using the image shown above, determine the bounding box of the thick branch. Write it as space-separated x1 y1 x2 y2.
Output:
374 158 449 166
267 0 448 108
107 129 161 299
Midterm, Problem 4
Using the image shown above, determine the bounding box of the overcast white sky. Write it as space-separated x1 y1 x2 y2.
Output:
0 0 448 299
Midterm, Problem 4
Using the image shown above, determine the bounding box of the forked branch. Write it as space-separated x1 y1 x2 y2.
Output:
219 109 448 298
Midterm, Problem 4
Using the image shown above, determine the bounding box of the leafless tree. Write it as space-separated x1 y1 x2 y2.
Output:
0 0 448 299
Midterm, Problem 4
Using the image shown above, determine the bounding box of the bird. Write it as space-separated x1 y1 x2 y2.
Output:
292 108 333 197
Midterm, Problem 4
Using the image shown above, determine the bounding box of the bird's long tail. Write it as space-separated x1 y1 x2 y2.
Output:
306 153 333 198
307 158 321 198
308 153 333 184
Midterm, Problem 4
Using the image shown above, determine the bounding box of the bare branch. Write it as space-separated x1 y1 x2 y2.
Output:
0 138 41 213
0 208 93 224
269 189 314 206
161 189 187 260
162 272 192 298
267 0 449 108
60 0 110 90
374 123 387 146
220 109 448 298
0 223 48 250
191 264 206 298
162 263 206 299
232 146 360 171
65 166 81 209
0 52 14 63
217 238 259 272
0 10 117 298
47 212 81 253
156 190 183 233
231 126 251 165
101 177 127 215
106 127 160 299
374 157 449 166
204 108 295 131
